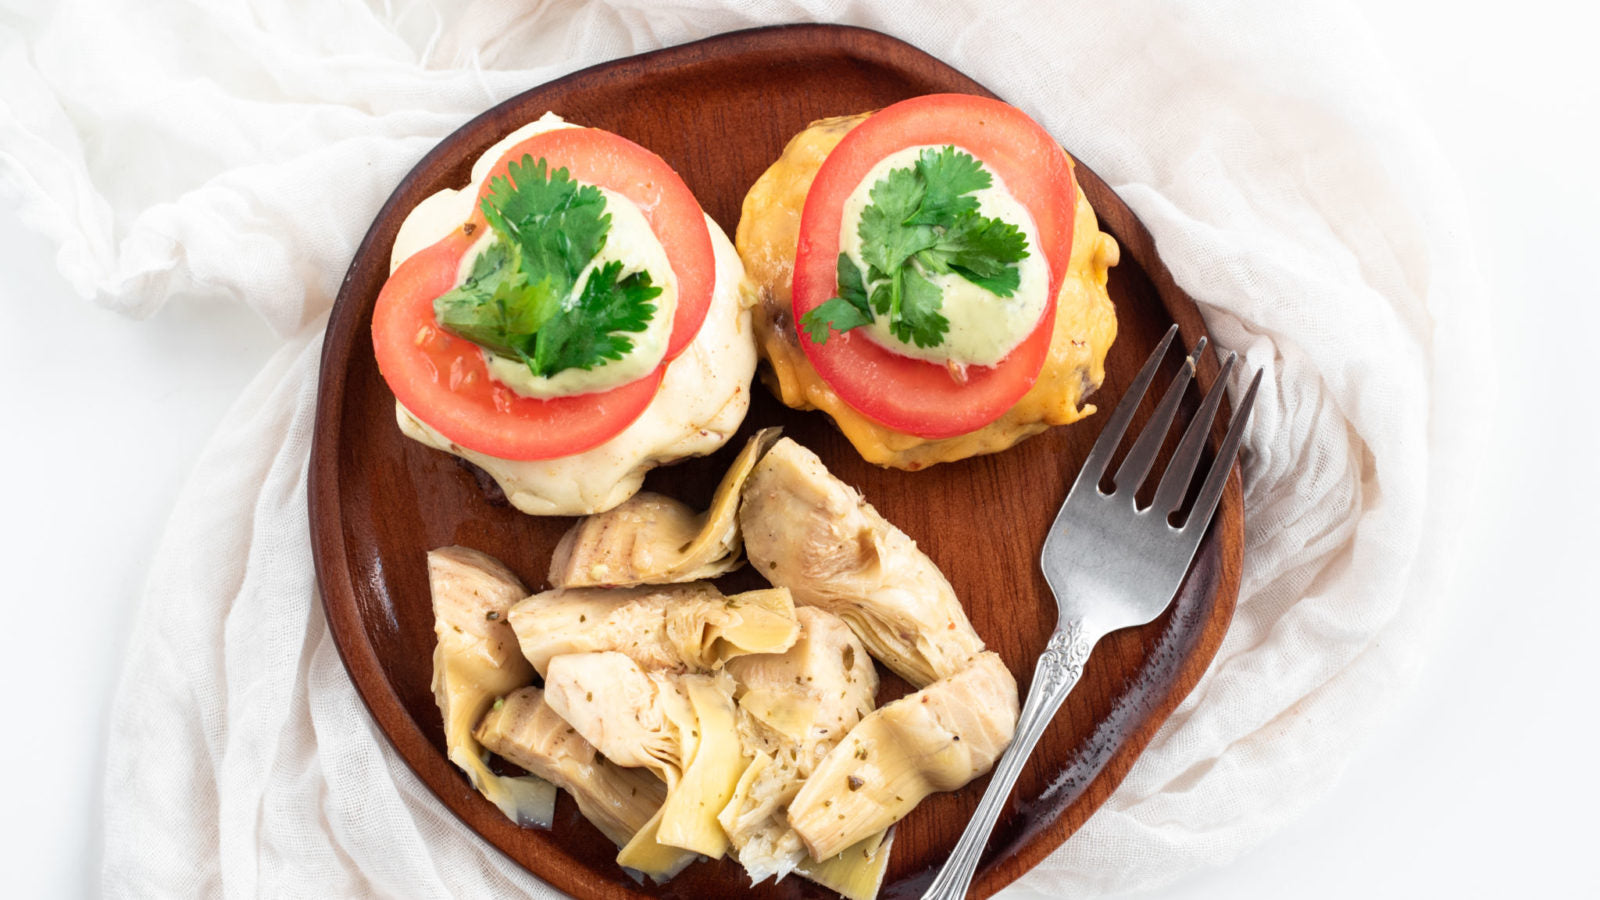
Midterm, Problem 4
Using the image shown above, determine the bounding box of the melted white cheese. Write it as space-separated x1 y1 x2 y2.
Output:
392 112 576 271
836 145 1049 367
389 113 756 516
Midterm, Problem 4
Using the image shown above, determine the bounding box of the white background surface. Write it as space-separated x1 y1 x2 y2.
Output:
3 2 1596 897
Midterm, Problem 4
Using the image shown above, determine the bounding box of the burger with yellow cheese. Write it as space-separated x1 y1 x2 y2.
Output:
736 94 1118 469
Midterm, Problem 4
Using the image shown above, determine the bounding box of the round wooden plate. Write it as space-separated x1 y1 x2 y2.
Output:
310 24 1242 900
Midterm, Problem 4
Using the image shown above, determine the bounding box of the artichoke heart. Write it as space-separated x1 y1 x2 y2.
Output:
615 673 748 876
543 652 698 880
718 607 879 884
543 652 693 782
724 608 879 778
787 652 1019 860
474 686 665 848
427 546 555 828
544 653 750 879
740 437 986 686
549 427 783 588
510 582 798 675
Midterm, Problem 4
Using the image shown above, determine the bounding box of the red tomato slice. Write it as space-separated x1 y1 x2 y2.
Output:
371 126 714 461
793 94 1077 439
372 231 668 461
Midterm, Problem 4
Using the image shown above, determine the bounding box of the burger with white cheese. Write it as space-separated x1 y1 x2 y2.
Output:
371 113 756 515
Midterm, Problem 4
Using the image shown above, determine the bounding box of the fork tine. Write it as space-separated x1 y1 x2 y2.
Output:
1112 337 1207 499
1152 351 1237 516
1069 324 1178 495
1180 366 1262 531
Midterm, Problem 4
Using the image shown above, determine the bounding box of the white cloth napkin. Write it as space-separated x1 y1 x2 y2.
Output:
0 0 1487 896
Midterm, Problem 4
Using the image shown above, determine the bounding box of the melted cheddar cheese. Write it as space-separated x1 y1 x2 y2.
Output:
735 113 1119 470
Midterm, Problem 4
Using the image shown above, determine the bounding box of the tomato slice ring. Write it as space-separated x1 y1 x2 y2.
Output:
793 94 1077 439
372 126 715 461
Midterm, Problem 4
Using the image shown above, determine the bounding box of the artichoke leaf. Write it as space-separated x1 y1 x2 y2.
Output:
666 586 799 670
795 829 896 900
656 673 749 857
616 809 699 883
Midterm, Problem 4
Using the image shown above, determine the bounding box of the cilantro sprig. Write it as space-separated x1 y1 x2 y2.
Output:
799 146 1030 349
432 154 661 377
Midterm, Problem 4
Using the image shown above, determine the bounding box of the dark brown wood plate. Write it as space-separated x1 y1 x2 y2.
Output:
310 23 1241 900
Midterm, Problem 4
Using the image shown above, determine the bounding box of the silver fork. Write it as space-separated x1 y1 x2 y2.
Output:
921 324 1263 900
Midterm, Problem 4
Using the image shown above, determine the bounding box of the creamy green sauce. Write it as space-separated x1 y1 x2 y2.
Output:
467 184 678 400
837 145 1048 367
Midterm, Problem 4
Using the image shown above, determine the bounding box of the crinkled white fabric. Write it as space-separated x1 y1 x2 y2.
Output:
0 0 1486 896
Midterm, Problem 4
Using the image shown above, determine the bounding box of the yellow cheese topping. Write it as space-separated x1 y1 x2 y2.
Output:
735 113 1119 470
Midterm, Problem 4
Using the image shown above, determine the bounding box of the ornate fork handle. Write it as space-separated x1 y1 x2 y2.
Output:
921 622 1095 900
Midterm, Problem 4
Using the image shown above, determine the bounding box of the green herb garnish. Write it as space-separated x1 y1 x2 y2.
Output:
432 154 661 376
800 146 1029 348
